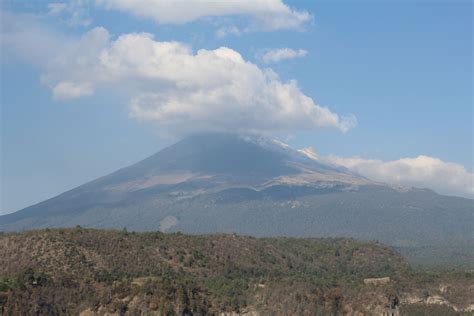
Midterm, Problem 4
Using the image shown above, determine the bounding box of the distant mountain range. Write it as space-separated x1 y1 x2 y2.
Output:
1 133 472 266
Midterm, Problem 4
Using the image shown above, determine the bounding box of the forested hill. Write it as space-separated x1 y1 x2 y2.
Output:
1 228 472 315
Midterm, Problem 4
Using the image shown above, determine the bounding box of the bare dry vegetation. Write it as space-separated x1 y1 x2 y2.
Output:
0 228 472 315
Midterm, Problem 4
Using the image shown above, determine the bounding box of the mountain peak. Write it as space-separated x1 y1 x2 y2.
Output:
141 132 351 178
1 132 473 270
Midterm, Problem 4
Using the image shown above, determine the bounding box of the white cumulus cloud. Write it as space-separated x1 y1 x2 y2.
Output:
324 154 474 198
40 27 356 136
259 48 308 63
96 0 312 33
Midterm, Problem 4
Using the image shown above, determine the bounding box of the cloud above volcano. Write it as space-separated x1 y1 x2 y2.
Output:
39 27 356 136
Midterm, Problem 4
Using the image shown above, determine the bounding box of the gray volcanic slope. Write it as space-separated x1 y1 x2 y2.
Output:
1 133 473 266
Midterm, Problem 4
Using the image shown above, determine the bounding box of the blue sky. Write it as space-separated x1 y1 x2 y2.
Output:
1 0 473 213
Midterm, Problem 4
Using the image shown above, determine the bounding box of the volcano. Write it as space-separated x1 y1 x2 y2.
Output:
1 133 472 266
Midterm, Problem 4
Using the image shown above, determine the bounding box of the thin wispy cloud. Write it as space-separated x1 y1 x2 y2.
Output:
258 48 308 63
47 3 67 15
47 0 92 27
0 11 72 66
215 26 242 38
